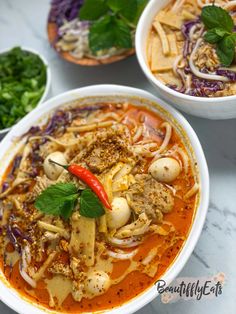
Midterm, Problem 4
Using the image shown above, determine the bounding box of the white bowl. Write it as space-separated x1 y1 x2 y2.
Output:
135 0 236 120
0 85 209 314
0 46 51 136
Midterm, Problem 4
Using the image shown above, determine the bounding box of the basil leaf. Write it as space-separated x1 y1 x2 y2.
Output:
79 189 105 218
79 0 109 21
35 183 78 219
107 0 137 22
204 28 229 44
201 5 234 32
89 15 132 53
216 35 236 66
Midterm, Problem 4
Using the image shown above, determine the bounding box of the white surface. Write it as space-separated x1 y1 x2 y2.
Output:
0 1 236 314
0 85 209 314
136 0 236 119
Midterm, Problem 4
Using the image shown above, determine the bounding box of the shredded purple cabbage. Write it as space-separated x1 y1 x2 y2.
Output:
216 69 236 81
7 225 21 252
1 182 9 193
24 126 41 137
10 155 22 176
188 76 224 97
27 151 43 178
49 0 84 27
181 19 199 39
20 104 106 139
44 110 72 135
6 224 32 253
70 103 107 118
0 202 3 220
181 19 200 57
167 84 186 94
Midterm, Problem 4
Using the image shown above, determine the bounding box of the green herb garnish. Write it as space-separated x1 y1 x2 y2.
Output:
0 47 47 130
35 183 105 220
79 0 148 54
201 5 236 66
89 15 132 53
79 189 105 218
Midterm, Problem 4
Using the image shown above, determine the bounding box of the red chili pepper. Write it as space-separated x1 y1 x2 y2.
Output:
49 159 112 210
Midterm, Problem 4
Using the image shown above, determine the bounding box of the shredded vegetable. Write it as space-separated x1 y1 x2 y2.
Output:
0 47 47 130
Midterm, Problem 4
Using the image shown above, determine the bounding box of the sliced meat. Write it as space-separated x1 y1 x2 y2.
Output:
83 127 132 174
127 174 174 222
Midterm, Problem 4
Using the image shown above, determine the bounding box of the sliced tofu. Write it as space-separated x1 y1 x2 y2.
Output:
147 32 154 65
153 21 170 56
69 212 95 266
98 215 107 233
167 33 178 56
155 71 182 86
155 11 184 29
151 34 176 72
182 9 196 20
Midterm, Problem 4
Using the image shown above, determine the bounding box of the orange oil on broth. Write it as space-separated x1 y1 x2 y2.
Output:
0 103 198 312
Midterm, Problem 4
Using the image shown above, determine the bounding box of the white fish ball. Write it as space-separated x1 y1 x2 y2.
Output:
149 157 181 183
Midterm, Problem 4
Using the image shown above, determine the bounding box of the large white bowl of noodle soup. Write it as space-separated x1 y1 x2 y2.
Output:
136 0 236 119
0 85 209 314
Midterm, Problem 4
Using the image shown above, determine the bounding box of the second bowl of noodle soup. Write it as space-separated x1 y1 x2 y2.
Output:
136 0 236 119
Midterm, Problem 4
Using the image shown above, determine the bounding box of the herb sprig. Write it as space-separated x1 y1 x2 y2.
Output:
79 0 148 54
201 5 236 66
35 183 105 220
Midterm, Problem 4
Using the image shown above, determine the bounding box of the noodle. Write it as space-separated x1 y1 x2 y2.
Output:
148 0 235 97
184 182 199 199
0 101 198 312
67 120 114 132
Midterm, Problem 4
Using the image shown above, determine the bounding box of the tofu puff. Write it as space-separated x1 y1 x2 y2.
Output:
0 101 199 312
147 0 236 97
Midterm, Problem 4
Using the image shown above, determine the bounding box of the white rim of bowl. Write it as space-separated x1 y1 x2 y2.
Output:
135 0 236 104
0 84 209 314
0 46 51 135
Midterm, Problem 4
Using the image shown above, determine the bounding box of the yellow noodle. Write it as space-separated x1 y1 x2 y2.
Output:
184 182 199 200
67 121 114 132
132 125 143 143
172 0 186 12
38 221 69 239
32 251 57 281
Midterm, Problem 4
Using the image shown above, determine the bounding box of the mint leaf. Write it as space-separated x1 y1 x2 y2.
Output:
204 28 229 44
89 15 132 53
60 198 77 220
89 15 114 52
201 5 234 32
216 34 236 66
35 183 78 219
114 17 133 48
79 0 109 21
215 28 231 37
107 0 137 22
79 189 105 218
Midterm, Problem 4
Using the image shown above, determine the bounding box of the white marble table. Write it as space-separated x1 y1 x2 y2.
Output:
0 1 236 313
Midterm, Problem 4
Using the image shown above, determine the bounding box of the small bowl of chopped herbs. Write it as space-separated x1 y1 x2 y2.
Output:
47 0 148 65
0 46 51 135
